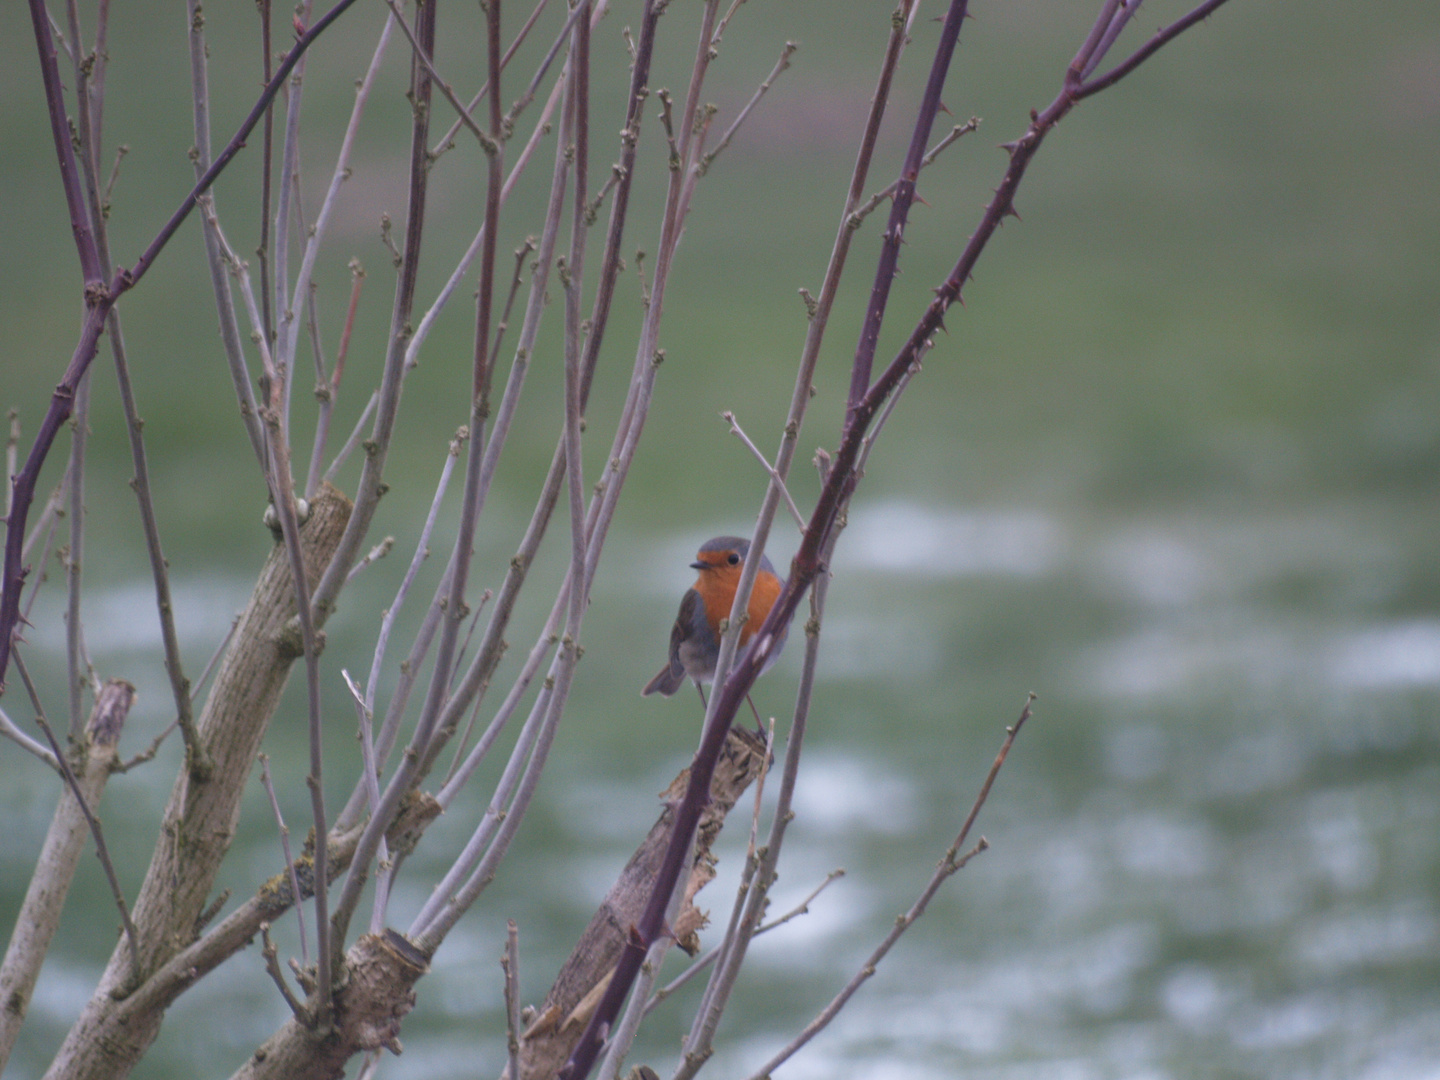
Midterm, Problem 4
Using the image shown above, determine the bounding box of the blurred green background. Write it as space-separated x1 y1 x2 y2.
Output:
2 0 1438 1077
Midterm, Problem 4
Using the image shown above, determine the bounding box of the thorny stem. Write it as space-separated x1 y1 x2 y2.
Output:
847 0 970 418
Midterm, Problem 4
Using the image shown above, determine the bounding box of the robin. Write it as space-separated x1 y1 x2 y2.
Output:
642 536 787 722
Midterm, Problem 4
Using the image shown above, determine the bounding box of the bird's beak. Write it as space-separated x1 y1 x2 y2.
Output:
690 560 708 570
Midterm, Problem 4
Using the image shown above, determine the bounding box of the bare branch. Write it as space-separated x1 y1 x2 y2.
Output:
645 868 845 1017
430 0 554 158
260 923 309 1023
847 117 981 231
258 754 309 965
503 920 521 1080
720 411 805 530
322 390 379 486
741 698 1034 1080
345 536 395 585
698 41 796 177
14 654 140 975
846 0 971 413
383 0 497 156
0 703 59 769
305 254 366 500
1076 0 1233 97
0 677 132 1065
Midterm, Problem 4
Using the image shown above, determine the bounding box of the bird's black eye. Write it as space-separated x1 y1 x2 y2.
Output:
726 551 741 566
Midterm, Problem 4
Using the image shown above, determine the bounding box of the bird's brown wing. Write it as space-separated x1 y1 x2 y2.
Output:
641 589 700 697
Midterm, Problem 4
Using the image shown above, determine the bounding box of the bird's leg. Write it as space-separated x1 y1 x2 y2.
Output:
696 681 767 740
745 693 767 739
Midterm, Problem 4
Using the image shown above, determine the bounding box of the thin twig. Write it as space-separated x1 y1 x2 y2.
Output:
502 0 600 135
306 260 365 499
63 359 90 741
272 0 317 426
698 41 796 177
111 719 178 773
256 393 332 1016
333 429 465 837
0 703 60 769
186 0 267 471
322 390 379 486
645 869 844 1016
258 753 309 964
740 698 1034 1080
846 117 980 231
19 493 63 630
191 613 240 704
257 0 275 353
20 465 69 564
260 923 309 1022
13 648 140 975
109 310 202 768
339 669 392 936
503 920 521 1080
305 0 441 624
345 536 395 584
430 0 554 157
102 145 127 209
275 6 393 438
720 411 804 529
5 410 18 520
383 0 497 156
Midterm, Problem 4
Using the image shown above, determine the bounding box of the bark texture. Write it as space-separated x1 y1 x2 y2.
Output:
517 728 769 1080
0 678 134 1070
44 483 351 1080
230 929 430 1080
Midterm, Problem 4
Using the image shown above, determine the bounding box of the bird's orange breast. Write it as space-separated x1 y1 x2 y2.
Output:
744 570 782 644
694 565 781 645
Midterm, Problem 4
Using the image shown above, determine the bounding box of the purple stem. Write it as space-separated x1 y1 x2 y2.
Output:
1 0 364 690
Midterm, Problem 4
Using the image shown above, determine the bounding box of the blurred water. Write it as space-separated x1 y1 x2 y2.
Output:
3 0 1438 1076
10 493 1437 1080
